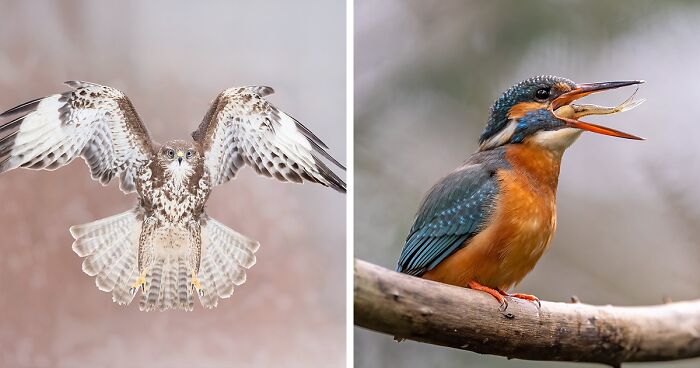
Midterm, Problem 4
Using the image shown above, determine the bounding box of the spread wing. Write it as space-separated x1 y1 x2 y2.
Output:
191 86 345 192
0 81 153 193
397 164 499 276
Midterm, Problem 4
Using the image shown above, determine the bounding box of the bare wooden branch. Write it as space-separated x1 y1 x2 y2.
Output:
354 259 700 366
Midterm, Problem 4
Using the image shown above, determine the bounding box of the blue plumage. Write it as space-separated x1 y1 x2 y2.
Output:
397 148 509 276
511 109 565 143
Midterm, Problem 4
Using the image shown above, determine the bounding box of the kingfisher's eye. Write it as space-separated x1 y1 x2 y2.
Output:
167 149 175 158
186 150 192 158
535 88 550 100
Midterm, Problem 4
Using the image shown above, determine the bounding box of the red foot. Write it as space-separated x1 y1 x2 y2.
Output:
497 288 541 309
467 281 508 311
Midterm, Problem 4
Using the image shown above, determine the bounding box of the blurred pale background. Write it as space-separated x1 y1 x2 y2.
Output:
355 1 700 367
0 1 345 367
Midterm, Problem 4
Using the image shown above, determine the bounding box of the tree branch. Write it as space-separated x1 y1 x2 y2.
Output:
354 259 700 366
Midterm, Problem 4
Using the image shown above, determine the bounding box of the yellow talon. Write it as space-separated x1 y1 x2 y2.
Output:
191 271 203 296
129 274 147 294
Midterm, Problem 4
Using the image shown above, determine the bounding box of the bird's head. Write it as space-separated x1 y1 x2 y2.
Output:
159 140 201 185
478 75 644 152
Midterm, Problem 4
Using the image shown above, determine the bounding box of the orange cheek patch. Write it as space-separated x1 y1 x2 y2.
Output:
507 102 547 120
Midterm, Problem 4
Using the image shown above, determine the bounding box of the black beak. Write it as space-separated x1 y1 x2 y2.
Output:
178 157 183 165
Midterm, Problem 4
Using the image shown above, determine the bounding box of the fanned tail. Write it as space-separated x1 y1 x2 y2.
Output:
139 254 195 311
69 208 142 306
196 215 260 309
70 210 259 311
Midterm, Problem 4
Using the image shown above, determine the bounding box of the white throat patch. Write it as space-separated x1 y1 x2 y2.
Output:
528 128 583 151
166 160 194 190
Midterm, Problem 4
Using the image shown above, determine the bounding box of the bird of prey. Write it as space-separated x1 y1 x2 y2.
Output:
0 81 345 311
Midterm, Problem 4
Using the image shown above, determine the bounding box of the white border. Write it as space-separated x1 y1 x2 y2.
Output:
345 0 354 366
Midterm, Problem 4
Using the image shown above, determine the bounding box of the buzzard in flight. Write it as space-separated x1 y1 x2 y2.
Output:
0 81 345 311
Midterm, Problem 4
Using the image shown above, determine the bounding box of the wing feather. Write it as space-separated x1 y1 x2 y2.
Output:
0 81 153 193
397 155 504 276
192 86 345 192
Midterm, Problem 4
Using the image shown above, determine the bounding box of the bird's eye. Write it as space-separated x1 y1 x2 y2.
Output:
186 150 192 158
167 149 175 158
535 88 550 100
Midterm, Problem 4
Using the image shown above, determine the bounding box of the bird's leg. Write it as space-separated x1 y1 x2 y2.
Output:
130 217 157 295
188 221 203 296
467 280 508 311
191 270 203 296
510 293 541 308
497 288 541 309
130 272 147 295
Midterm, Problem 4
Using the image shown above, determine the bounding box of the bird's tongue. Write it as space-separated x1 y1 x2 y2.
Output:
552 89 645 140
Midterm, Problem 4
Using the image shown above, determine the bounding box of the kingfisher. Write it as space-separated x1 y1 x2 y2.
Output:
396 75 644 310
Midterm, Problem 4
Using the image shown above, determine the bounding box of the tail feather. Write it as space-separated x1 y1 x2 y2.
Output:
138 255 197 312
73 235 111 258
176 257 194 310
81 230 130 277
70 208 141 305
112 252 138 305
95 237 129 292
161 258 176 311
213 254 235 299
208 238 235 298
157 258 168 311
207 217 259 268
83 230 131 276
214 237 247 286
70 209 259 311
195 215 260 308
71 210 137 257
197 256 219 309
141 256 164 312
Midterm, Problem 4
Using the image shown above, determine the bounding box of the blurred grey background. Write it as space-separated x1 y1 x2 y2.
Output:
355 0 700 367
0 1 345 367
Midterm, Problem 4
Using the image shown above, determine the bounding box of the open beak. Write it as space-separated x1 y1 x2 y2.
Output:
552 80 645 140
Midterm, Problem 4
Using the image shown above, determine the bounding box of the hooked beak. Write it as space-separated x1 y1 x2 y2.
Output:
552 80 645 140
176 150 184 164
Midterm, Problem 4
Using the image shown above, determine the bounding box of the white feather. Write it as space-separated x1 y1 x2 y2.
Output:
0 82 152 193
529 128 583 151
193 86 344 191
479 120 517 151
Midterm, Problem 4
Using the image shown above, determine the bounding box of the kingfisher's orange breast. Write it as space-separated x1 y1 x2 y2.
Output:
423 143 562 290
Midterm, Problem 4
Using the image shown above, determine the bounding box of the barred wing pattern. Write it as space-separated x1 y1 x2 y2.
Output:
0 81 153 193
192 86 346 192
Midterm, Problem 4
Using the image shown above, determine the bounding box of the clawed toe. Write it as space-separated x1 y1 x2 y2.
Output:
469 284 541 314
467 280 510 313
510 293 541 309
498 298 509 312
466 281 543 315
191 283 204 297
130 275 146 295
191 271 204 296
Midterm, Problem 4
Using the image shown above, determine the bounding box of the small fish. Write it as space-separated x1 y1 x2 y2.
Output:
554 87 645 119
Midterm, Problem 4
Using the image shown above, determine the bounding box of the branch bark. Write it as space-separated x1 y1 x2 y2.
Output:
354 259 700 366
